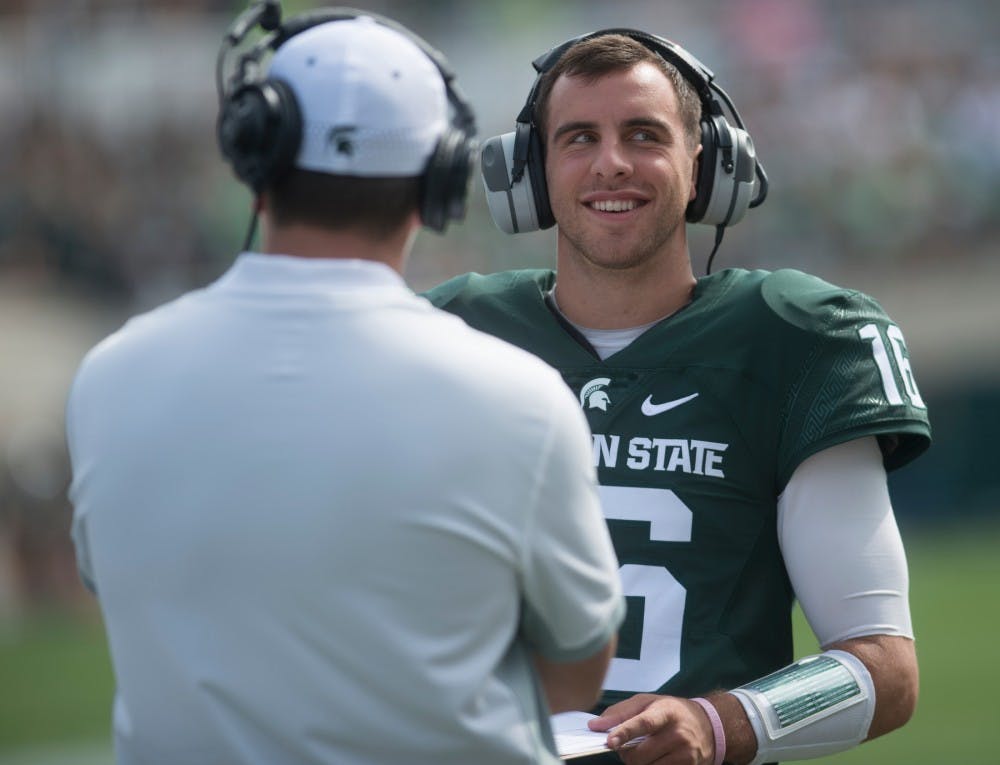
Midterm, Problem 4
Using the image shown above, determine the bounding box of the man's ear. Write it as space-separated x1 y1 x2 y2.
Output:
689 144 703 203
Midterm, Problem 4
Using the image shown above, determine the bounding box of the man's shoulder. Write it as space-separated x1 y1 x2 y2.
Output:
418 280 565 387
423 269 554 312
71 291 206 391
761 268 889 325
704 268 893 335
707 268 930 474
421 269 564 355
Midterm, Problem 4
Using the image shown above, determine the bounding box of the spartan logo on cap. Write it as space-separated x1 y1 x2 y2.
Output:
580 377 612 412
327 125 357 156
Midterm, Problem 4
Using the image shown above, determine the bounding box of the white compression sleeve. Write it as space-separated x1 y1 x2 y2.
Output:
777 437 913 646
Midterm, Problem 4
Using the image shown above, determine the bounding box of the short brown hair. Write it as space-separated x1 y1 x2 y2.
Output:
267 169 421 240
533 34 702 150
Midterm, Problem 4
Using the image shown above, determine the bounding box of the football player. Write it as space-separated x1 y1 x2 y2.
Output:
426 29 931 765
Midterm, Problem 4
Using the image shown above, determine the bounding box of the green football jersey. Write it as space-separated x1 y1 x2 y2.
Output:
425 267 931 708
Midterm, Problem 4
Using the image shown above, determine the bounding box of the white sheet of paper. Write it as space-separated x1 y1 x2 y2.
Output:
551 711 610 759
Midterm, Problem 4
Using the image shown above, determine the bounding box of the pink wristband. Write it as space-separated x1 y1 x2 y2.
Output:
692 697 726 765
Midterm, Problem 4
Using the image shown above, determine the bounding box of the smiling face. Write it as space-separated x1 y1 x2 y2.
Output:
544 61 701 275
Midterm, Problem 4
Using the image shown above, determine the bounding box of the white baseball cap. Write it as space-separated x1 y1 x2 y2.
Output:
267 16 448 177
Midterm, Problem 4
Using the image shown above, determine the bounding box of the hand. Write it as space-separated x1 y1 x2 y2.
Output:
588 694 716 765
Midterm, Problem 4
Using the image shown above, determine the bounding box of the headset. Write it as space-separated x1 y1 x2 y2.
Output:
480 28 768 270
216 2 477 235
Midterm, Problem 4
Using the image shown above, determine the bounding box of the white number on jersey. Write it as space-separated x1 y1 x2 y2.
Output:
858 323 926 408
598 486 691 692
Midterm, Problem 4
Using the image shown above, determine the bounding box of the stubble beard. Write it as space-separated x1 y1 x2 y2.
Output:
558 203 686 273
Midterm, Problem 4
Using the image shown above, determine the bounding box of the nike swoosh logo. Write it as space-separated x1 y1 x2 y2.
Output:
641 392 699 416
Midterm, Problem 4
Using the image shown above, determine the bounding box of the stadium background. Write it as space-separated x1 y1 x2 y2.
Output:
1 0 997 762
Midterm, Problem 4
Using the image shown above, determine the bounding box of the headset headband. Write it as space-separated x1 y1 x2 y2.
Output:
531 28 716 103
511 27 762 193
218 7 476 139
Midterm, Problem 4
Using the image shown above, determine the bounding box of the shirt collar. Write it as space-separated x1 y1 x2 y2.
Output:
212 252 408 294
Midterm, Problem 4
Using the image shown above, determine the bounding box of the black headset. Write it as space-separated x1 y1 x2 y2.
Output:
216 3 477 234
480 28 768 264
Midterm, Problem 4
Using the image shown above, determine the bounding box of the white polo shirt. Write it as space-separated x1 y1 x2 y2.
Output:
68 254 624 765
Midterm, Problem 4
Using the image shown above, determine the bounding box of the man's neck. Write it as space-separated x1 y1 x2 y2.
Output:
261 216 417 276
553 242 698 330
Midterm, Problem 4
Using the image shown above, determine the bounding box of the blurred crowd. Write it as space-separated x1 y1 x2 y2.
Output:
1 0 998 617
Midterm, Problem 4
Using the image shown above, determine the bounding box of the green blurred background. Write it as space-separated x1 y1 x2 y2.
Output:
1 0 997 762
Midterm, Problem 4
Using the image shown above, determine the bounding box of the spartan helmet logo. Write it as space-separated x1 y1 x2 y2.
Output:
328 125 357 156
580 377 612 412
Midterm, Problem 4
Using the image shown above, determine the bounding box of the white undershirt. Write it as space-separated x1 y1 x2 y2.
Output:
564 311 913 647
571 320 662 360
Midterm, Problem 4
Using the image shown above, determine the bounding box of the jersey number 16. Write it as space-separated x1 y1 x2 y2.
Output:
858 323 926 408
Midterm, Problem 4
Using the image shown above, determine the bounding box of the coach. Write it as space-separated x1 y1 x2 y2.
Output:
66 9 623 765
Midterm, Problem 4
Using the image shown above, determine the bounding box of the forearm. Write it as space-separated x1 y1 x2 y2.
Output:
827 634 918 739
534 636 617 714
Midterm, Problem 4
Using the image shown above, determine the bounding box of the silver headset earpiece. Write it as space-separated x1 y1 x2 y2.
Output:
481 132 541 235
698 121 759 227
482 28 768 247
